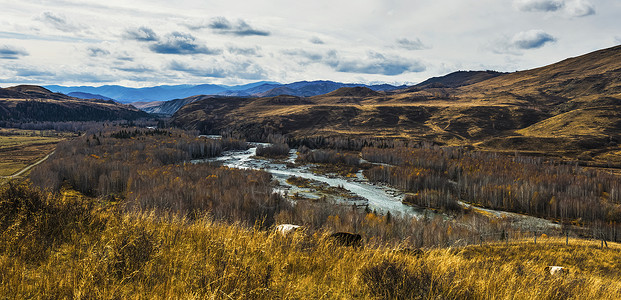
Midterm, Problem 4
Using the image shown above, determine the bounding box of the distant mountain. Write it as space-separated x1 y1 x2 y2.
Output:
134 95 219 116
405 70 507 91
45 81 403 104
0 85 148 122
256 80 403 97
67 92 113 101
106 81 403 115
45 84 233 103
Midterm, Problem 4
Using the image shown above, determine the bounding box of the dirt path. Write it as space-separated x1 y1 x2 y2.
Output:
0 151 54 181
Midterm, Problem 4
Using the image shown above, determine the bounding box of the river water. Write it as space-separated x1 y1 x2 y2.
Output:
198 143 424 217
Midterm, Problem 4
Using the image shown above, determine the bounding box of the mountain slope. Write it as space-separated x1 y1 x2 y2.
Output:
407 70 506 90
0 85 149 122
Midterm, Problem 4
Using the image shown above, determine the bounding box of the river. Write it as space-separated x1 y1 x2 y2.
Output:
194 141 559 228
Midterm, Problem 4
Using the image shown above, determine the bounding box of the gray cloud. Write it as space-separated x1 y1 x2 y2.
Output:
10 66 54 77
87 47 110 57
38 12 83 32
208 17 270 36
514 0 595 17
511 30 556 49
169 60 267 80
616 36 621 44
116 52 134 61
0 45 29 59
515 0 564 12
493 30 556 54
309 37 324 44
113 65 154 73
327 52 426 75
149 32 221 55
285 49 425 75
282 49 325 63
123 26 158 42
227 46 262 56
396 38 429 50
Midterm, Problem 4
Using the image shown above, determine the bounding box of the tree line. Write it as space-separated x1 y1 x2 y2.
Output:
361 146 621 241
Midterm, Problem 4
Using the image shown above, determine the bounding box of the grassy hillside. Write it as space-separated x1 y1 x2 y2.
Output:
1 183 619 299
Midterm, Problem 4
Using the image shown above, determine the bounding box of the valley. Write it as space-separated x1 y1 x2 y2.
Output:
1 44 621 299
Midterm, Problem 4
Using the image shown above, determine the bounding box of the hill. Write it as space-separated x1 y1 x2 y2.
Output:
407 70 506 90
171 45 621 164
0 85 149 122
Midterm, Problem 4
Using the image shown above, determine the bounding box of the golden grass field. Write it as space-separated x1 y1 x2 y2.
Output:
1 184 619 299
0 129 67 177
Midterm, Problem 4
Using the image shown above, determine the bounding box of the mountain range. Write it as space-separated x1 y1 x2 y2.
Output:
171 45 621 165
45 81 406 104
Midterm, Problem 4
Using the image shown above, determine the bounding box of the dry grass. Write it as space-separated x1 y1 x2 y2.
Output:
0 129 66 177
1 184 620 299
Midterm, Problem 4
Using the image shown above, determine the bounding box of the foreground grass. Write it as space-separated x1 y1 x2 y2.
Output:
1 184 620 299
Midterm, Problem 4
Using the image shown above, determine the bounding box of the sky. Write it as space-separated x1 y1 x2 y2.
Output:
0 0 619 87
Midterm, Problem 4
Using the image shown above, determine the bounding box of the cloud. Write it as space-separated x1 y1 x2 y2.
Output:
493 30 556 54
514 0 595 17
208 17 270 36
87 47 110 57
396 38 429 50
309 37 324 44
283 49 425 75
0 45 29 59
149 32 221 55
564 0 595 17
227 46 262 56
113 65 154 73
327 52 426 75
282 49 325 63
169 59 267 80
8 66 54 77
616 36 621 44
123 26 158 42
37 12 84 32
511 30 556 49
514 0 564 12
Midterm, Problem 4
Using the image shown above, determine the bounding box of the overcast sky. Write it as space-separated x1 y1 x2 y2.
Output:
0 0 619 87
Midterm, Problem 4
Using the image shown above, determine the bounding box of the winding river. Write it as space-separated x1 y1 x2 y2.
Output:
194 140 559 228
